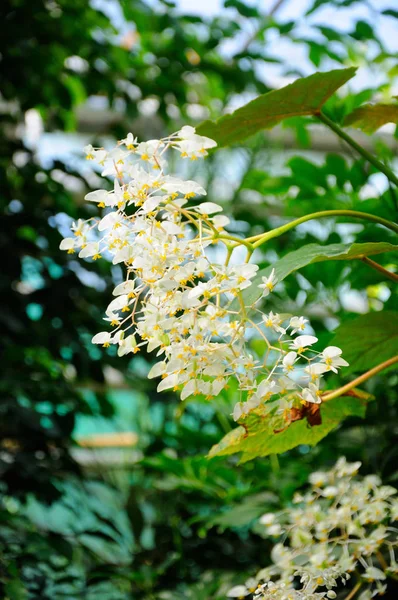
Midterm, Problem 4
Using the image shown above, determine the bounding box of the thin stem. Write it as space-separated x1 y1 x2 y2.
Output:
224 246 234 266
317 111 398 187
344 581 362 600
247 210 398 248
322 355 398 402
245 248 254 263
269 0 287 16
361 256 398 283
376 551 388 571
219 234 254 250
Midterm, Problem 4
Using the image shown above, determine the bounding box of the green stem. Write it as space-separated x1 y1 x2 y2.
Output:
322 355 398 402
248 210 398 249
219 234 254 250
361 256 398 283
317 111 398 187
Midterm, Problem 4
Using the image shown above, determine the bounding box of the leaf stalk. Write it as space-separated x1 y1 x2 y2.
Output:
317 111 398 187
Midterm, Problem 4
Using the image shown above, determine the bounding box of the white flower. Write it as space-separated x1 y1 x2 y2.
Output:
259 513 276 526
289 316 308 335
319 346 349 372
85 189 112 207
79 242 102 260
113 280 136 296
60 128 350 428
263 311 285 334
227 585 250 598
117 334 138 356
59 237 77 253
228 578 258 597
258 268 277 296
289 335 318 353
121 132 138 149
363 566 386 581
305 363 328 382
232 402 244 422
194 202 223 215
173 125 217 159
92 331 112 347
84 144 106 162
283 351 297 373
301 382 322 404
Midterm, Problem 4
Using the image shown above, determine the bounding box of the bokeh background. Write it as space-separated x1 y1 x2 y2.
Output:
1 0 398 598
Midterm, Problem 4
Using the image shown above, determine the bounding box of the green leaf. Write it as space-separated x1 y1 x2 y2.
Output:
345 103 398 133
196 68 357 146
244 242 398 306
209 396 370 463
206 492 277 531
4 579 28 600
383 9 398 19
330 311 398 374
224 0 260 17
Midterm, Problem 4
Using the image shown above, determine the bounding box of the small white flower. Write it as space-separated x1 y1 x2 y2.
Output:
289 316 308 335
262 311 285 334
363 566 386 581
301 382 322 404
194 202 223 215
283 351 297 373
259 513 276 526
289 335 318 353
258 268 277 296
121 132 138 149
319 346 349 372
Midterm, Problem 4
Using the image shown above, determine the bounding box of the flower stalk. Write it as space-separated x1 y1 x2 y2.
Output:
322 355 398 402
244 210 398 249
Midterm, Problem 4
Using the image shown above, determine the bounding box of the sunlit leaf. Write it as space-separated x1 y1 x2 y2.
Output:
344 103 398 133
197 68 357 146
209 395 371 463
244 242 398 306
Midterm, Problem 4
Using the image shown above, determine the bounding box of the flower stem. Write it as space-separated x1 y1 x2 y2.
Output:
317 111 398 187
344 581 362 600
246 210 398 248
219 234 254 250
360 256 398 283
322 355 398 402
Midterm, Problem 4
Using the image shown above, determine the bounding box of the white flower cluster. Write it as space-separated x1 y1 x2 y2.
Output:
228 458 398 600
60 127 348 421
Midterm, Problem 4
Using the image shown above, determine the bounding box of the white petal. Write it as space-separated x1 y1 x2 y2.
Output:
106 295 129 313
60 237 75 250
92 332 110 344
85 189 108 203
195 202 223 214
148 361 167 379
295 335 318 347
157 374 178 392
113 281 135 296
227 585 249 597
323 345 343 358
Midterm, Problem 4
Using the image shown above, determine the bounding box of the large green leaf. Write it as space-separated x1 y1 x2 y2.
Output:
196 67 357 146
244 241 398 306
208 395 369 463
345 103 398 133
330 311 398 374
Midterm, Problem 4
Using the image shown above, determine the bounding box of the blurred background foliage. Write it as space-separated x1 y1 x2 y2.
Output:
1 0 397 598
